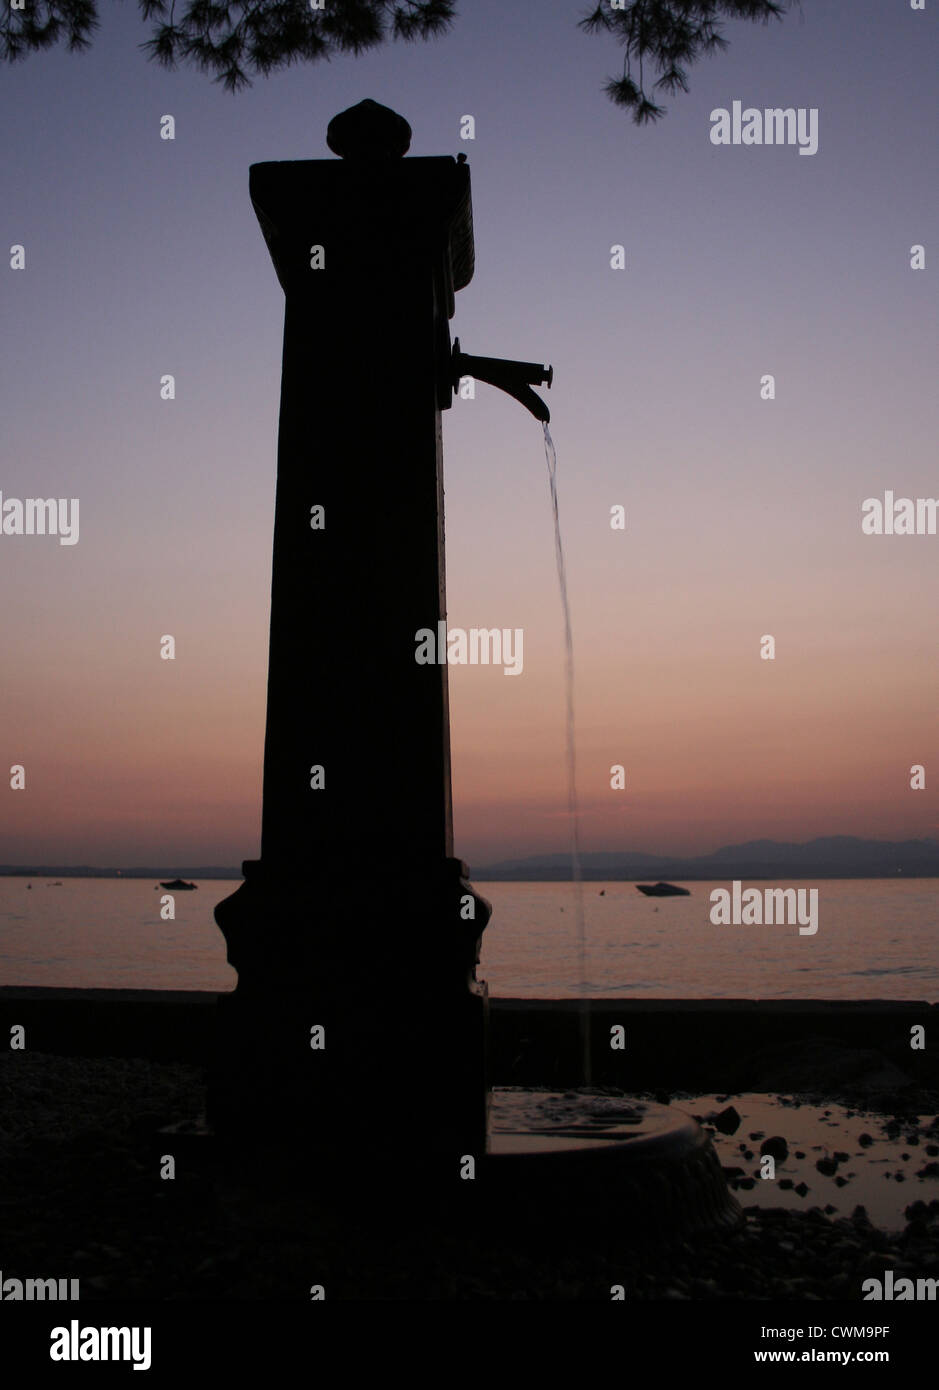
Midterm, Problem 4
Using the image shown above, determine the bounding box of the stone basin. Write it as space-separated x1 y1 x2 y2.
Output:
483 1088 742 1241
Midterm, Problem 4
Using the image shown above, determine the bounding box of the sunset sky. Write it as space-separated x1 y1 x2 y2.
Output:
1 0 936 870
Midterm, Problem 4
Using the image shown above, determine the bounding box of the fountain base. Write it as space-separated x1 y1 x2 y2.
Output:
484 1089 741 1240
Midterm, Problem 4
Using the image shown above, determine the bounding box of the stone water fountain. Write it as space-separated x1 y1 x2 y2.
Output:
208 99 739 1239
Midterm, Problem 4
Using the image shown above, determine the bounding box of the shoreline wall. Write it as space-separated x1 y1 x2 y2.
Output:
1 988 935 1091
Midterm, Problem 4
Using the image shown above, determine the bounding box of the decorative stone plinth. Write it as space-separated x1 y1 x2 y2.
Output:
209 857 491 1173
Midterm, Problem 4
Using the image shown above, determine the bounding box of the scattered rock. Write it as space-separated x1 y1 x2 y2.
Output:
710 1106 742 1135
760 1136 789 1161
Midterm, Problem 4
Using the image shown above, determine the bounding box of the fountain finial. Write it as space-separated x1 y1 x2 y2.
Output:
326 99 412 161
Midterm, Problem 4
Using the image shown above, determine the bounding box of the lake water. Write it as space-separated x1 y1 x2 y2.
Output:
1 877 937 999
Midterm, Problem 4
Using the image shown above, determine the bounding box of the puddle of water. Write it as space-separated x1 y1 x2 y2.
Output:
680 1092 939 1232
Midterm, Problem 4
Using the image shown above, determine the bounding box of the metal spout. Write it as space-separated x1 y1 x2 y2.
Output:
452 338 553 423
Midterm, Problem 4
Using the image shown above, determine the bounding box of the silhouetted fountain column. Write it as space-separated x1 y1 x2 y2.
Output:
210 101 491 1168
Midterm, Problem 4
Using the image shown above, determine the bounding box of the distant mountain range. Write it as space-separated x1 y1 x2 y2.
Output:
475 837 939 881
0 865 239 880
2 838 939 881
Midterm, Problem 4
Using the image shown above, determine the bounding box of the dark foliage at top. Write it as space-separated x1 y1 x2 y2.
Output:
579 0 788 122
1 0 455 90
2 0 789 112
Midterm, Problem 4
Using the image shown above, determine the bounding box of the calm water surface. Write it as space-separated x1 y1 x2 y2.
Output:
0 877 936 999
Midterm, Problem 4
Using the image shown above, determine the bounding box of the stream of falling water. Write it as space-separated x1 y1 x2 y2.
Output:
542 422 591 1085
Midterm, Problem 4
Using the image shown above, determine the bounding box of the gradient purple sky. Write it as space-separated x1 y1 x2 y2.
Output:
1 0 937 869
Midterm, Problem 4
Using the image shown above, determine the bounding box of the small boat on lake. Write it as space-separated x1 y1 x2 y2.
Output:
159 878 198 891
636 882 690 897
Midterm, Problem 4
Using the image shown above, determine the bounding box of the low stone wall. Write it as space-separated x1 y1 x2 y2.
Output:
1 988 935 1092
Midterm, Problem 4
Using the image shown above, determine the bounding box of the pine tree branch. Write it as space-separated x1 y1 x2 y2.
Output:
579 0 788 124
3 0 791 116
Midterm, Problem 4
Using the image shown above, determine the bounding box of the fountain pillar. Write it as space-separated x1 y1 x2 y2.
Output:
209 100 490 1171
